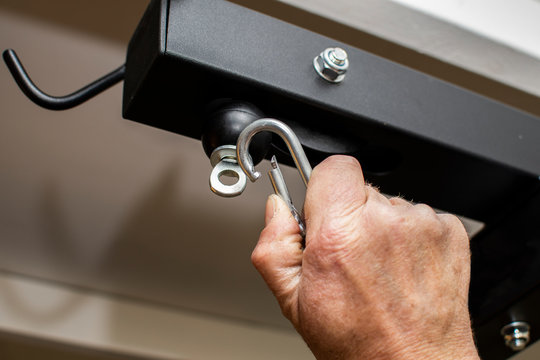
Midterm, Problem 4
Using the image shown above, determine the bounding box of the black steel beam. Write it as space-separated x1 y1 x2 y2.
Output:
123 0 540 222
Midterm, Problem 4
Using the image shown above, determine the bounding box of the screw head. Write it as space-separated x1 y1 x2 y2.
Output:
510 338 528 351
330 47 347 65
501 321 530 352
313 47 349 83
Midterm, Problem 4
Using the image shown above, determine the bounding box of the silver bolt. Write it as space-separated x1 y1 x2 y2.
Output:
313 47 349 83
501 321 530 351
330 48 347 65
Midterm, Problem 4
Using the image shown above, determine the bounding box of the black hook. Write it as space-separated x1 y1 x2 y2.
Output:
3 49 126 111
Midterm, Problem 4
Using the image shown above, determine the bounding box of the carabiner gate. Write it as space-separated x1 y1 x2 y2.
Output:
236 119 312 237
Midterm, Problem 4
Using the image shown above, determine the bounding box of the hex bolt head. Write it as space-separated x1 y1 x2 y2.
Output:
313 47 349 83
501 321 531 351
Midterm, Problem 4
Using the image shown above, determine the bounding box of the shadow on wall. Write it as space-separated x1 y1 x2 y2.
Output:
95 163 265 310
0 158 282 341
18 158 279 325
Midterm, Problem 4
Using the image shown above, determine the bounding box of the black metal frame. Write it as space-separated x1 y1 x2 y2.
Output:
122 1 540 358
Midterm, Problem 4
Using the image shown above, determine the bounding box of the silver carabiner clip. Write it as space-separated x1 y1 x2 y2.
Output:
236 119 312 237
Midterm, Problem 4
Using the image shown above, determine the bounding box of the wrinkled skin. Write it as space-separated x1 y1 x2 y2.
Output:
252 156 480 360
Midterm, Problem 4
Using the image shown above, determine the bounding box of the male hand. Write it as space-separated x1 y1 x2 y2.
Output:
252 156 479 360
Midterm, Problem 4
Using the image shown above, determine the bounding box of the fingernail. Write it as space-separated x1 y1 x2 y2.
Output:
265 194 279 225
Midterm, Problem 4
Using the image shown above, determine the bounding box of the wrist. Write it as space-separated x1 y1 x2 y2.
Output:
337 332 480 360
392 336 480 360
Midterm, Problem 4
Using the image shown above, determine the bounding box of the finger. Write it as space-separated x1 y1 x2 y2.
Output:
252 195 303 317
410 203 440 224
389 196 413 208
366 185 393 206
305 155 368 228
437 213 471 293
438 213 470 251
438 213 467 236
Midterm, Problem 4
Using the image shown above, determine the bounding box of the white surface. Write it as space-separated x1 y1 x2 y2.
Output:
390 0 540 60
0 271 312 360
279 0 540 97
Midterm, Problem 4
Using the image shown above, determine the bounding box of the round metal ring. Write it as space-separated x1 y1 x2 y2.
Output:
209 160 247 197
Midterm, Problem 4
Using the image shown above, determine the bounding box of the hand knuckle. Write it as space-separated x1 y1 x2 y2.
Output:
440 213 464 230
251 244 270 269
413 203 443 228
413 203 437 218
381 206 410 234
439 214 469 243
314 155 360 175
389 196 410 206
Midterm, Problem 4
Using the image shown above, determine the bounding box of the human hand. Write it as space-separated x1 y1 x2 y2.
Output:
252 156 479 360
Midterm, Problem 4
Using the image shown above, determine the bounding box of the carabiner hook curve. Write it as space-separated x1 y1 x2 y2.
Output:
237 119 312 237
236 118 312 185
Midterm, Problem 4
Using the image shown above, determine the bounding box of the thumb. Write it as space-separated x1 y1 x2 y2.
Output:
252 194 303 320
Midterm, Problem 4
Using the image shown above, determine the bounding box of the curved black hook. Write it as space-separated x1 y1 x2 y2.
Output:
3 49 125 111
